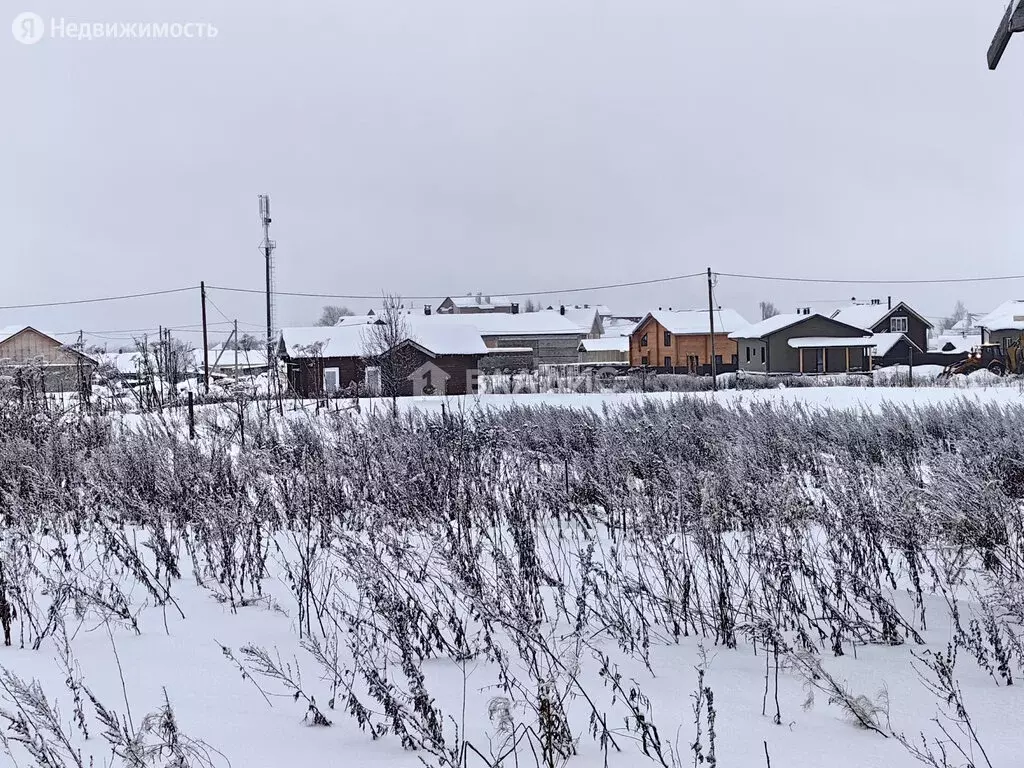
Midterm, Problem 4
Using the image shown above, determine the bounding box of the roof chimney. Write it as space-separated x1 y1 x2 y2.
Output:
424 305 432 316
887 295 892 310
559 305 565 315
511 302 519 315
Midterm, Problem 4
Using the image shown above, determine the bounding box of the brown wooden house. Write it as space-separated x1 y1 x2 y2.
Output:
0 326 96 392
628 309 748 372
279 319 487 397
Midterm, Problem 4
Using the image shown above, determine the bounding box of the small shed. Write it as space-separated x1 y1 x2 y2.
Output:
578 336 629 364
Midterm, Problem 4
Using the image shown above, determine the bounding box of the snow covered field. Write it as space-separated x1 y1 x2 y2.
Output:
1 386 1023 768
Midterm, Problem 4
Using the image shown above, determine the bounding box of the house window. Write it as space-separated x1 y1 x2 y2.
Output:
745 347 751 363
731 354 738 365
664 356 672 368
760 347 765 363
640 333 648 348
640 355 649 366
323 367 340 394
714 355 723 367
890 316 908 333
664 331 672 346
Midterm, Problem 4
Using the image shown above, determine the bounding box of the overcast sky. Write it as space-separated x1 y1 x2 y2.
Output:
3 0 1023 347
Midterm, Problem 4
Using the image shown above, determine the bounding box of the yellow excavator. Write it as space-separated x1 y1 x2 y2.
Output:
941 334 1023 378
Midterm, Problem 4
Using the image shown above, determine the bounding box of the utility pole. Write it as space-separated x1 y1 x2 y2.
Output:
707 267 718 391
258 194 276 369
200 281 210 394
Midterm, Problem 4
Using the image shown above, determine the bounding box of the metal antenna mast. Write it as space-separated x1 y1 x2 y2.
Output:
258 194 277 361
989 0 1024 69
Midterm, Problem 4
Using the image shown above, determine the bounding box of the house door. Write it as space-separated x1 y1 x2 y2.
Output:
323 367 340 394
815 349 824 373
687 354 699 373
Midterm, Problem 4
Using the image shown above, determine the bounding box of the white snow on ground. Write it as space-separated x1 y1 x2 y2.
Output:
346 380 1024 420
5 385 1024 768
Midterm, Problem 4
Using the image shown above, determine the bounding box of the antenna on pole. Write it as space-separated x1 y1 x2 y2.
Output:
258 194 277 366
989 0 1024 69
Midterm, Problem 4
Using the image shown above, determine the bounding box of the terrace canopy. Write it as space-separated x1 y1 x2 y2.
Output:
787 336 875 374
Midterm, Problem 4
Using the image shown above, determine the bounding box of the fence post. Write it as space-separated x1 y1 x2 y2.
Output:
188 390 196 440
908 346 914 387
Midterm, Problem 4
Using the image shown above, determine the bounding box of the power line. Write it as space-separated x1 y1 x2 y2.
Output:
206 272 708 302
717 271 1024 285
0 286 196 311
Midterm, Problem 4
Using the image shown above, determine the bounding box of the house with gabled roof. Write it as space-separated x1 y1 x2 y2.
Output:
419 311 584 365
278 317 487 397
540 306 603 338
830 300 932 353
436 294 516 315
0 326 97 392
729 312 875 374
976 299 1024 351
629 308 748 372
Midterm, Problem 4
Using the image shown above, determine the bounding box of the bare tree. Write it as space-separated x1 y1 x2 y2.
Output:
760 301 780 320
939 300 969 333
361 295 411 411
223 333 262 351
316 306 355 327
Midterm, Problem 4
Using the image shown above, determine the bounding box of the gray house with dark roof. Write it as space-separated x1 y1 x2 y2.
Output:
729 313 875 374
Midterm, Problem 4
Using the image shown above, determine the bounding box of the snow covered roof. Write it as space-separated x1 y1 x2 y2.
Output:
540 307 600 333
931 334 980 353
977 299 1024 331
602 318 639 336
830 304 891 331
333 315 383 327
787 336 875 349
420 312 583 337
866 333 922 356
444 295 514 310
199 348 270 368
578 336 630 352
949 317 977 333
400 319 489 356
729 313 821 339
640 308 748 335
281 317 487 359
831 301 933 331
280 324 374 358
97 352 147 374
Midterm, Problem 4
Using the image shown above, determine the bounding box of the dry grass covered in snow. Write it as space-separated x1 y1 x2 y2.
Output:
1 381 1024 767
